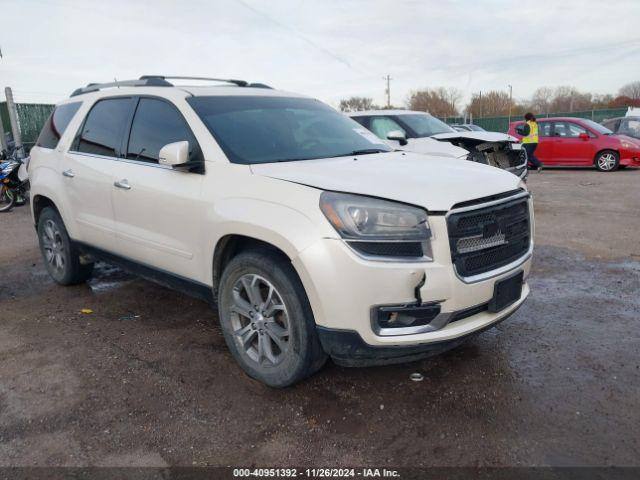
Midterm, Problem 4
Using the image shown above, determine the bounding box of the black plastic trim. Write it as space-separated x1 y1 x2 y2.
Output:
77 243 213 304
317 303 522 367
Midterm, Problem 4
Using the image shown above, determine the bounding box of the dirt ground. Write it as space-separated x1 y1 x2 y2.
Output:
0 168 639 468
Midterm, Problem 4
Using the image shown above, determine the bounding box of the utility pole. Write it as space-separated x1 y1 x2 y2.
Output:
479 91 483 119
0 46 6 152
508 84 513 130
5 87 24 159
384 75 392 108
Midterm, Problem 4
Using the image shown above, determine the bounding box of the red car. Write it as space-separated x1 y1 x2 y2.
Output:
509 117 640 172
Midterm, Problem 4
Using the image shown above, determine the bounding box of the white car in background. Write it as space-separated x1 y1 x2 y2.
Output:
349 110 528 178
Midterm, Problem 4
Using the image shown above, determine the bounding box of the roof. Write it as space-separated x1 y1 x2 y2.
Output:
509 117 599 124
347 109 431 116
57 83 307 106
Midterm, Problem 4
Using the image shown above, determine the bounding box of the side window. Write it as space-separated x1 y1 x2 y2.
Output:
75 98 132 157
564 122 588 138
369 116 406 139
36 102 82 149
551 121 568 137
538 122 552 137
621 119 640 137
126 98 201 164
602 119 619 132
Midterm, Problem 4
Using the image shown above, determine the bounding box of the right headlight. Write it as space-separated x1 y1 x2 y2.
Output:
319 191 433 261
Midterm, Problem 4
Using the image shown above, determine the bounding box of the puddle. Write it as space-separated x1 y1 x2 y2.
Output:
87 262 134 293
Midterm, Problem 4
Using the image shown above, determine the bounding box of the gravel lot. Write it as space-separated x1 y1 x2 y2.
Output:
0 168 639 467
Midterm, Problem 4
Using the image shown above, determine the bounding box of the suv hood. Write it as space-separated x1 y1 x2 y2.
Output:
250 151 522 211
431 131 518 143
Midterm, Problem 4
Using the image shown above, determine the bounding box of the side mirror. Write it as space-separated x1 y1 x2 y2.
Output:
579 133 589 141
159 141 189 167
387 130 408 146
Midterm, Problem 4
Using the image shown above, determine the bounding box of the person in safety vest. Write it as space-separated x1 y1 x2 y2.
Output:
522 112 543 172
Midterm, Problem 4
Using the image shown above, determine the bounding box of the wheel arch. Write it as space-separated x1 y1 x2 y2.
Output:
32 194 61 227
211 234 293 297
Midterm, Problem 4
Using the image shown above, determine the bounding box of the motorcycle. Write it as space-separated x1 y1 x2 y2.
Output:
0 146 30 212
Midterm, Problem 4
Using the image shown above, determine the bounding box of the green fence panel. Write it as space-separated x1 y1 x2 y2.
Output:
438 108 629 133
0 102 10 139
0 101 55 147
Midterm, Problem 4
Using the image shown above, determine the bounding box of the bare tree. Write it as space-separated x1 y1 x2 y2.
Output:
466 90 513 117
530 87 554 114
547 86 592 112
407 87 461 117
339 96 377 112
618 81 640 100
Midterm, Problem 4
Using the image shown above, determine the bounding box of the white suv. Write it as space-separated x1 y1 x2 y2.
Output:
29 76 533 387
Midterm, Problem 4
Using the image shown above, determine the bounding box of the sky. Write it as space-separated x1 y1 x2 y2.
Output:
1 0 639 109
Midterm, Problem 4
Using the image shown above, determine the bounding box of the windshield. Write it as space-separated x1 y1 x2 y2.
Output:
581 119 613 135
397 114 455 137
187 96 391 164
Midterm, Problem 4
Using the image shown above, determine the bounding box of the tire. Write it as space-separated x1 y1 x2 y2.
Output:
594 150 619 172
0 185 15 212
217 249 327 387
37 207 94 285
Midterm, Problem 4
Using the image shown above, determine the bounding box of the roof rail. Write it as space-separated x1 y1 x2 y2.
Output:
70 75 272 97
140 75 249 87
70 77 172 97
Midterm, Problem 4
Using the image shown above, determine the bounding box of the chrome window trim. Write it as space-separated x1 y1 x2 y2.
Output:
67 151 178 171
446 191 533 284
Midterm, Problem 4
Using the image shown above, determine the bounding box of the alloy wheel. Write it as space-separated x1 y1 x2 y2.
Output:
597 153 617 171
41 219 66 276
229 274 290 366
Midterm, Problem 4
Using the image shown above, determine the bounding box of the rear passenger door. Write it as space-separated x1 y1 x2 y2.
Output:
65 97 134 249
111 97 205 281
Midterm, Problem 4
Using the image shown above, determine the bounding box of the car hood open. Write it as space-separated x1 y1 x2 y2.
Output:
431 131 519 143
250 151 522 212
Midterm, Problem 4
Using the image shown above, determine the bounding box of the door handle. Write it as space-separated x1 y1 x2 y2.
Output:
113 179 131 190
62 169 75 178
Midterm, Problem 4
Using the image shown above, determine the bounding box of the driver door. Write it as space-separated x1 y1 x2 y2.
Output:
111 97 205 281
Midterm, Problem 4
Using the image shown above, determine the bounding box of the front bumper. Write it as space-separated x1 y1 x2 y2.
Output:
317 293 525 366
292 211 533 358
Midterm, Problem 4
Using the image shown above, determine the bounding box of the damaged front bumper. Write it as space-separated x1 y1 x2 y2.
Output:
292 215 532 365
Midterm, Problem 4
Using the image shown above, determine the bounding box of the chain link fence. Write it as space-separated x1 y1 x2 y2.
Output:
440 108 629 133
1 101 55 149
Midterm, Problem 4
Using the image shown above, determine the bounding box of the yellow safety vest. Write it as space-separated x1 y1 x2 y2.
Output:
522 120 539 144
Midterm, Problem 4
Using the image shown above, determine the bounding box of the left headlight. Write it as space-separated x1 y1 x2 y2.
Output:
319 191 433 260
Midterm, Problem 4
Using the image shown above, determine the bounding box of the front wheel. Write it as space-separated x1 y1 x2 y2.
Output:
595 150 619 172
0 185 15 212
218 249 327 387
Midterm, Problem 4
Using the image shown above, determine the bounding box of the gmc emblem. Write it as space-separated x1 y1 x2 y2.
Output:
482 221 500 238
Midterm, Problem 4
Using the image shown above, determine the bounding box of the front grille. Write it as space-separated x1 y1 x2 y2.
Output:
447 195 531 278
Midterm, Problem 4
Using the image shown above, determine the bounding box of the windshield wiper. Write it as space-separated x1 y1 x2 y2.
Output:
322 149 391 159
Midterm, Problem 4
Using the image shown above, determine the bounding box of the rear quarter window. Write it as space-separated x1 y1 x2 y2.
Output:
36 102 82 149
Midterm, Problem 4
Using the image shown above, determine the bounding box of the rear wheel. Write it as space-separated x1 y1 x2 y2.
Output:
218 249 327 387
0 185 15 212
37 207 94 285
594 150 619 172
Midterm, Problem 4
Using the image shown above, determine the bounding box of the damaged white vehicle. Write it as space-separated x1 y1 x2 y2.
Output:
349 110 528 179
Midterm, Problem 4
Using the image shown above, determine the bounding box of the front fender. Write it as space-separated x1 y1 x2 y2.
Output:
203 195 330 285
